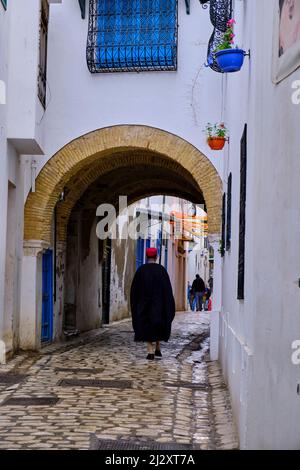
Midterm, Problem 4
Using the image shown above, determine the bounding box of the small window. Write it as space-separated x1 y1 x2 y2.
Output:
38 0 49 108
221 193 226 258
226 173 232 251
237 125 247 300
87 0 178 73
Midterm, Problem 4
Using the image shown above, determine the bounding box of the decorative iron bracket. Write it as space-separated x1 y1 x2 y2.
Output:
78 0 86 19
199 0 210 9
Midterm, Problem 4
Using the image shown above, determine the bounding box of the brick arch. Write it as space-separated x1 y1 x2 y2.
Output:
24 125 222 243
56 152 206 242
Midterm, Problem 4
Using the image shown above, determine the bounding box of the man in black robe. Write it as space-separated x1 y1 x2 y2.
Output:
130 247 175 360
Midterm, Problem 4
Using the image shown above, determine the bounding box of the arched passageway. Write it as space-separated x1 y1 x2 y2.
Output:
21 126 222 350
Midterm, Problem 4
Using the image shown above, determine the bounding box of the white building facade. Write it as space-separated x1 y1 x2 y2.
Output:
217 0 300 450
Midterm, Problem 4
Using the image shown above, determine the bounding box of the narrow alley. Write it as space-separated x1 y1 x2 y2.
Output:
0 313 237 450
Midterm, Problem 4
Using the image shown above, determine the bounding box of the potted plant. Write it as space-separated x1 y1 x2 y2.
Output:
215 19 246 73
205 123 228 151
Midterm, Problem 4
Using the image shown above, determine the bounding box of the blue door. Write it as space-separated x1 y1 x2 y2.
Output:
136 237 145 270
42 249 53 343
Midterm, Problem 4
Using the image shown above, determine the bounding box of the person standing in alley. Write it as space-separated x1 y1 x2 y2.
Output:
191 274 206 311
130 247 175 360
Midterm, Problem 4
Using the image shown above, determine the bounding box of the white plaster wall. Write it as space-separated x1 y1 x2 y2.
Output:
220 0 300 449
77 219 102 332
0 0 48 360
6 0 45 154
109 237 135 323
32 0 224 188
0 2 10 362
19 252 43 350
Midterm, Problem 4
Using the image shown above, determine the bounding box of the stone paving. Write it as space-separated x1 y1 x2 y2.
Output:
0 312 238 450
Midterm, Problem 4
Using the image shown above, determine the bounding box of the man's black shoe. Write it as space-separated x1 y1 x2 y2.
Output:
146 354 155 360
155 349 162 358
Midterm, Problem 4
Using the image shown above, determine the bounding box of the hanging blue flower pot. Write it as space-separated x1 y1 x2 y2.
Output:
215 48 245 73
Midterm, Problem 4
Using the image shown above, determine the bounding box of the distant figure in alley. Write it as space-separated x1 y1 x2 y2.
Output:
130 247 175 360
191 274 206 311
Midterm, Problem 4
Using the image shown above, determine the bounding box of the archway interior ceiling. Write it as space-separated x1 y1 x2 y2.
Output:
63 157 207 246
57 151 206 243
24 126 222 243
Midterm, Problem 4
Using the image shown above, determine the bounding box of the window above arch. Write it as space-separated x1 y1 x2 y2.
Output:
87 0 178 73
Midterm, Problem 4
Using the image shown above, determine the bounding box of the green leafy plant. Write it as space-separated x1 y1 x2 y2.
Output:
218 239 225 256
216 19 237 52
205 122 228 139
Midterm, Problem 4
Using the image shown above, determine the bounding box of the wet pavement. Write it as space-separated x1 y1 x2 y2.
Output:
0 312 238 450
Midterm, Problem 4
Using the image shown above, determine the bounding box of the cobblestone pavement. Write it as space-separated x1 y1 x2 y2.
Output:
0 312 238 450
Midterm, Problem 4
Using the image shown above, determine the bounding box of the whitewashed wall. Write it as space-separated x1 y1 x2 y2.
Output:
220 0 300 450
0 3 9 362
0 0 53 360
31 0 224 185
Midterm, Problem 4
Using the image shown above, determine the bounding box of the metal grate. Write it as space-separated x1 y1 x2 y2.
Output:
0 374 27 385
58 379 133 388
90 435 194 450
164 381 209 390
55 367 104 374
87 0 178 73
2 397 59 406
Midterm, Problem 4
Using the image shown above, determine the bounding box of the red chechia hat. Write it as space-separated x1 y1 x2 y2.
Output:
146 247 157 258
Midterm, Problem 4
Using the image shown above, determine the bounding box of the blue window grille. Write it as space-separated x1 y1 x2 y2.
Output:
87 0 178 73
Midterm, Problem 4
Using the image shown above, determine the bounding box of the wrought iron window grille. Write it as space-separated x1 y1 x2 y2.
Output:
86 0 178 73
38 0 49 108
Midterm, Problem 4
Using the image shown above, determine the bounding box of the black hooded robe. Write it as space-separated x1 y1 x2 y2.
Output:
130 263 176 342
